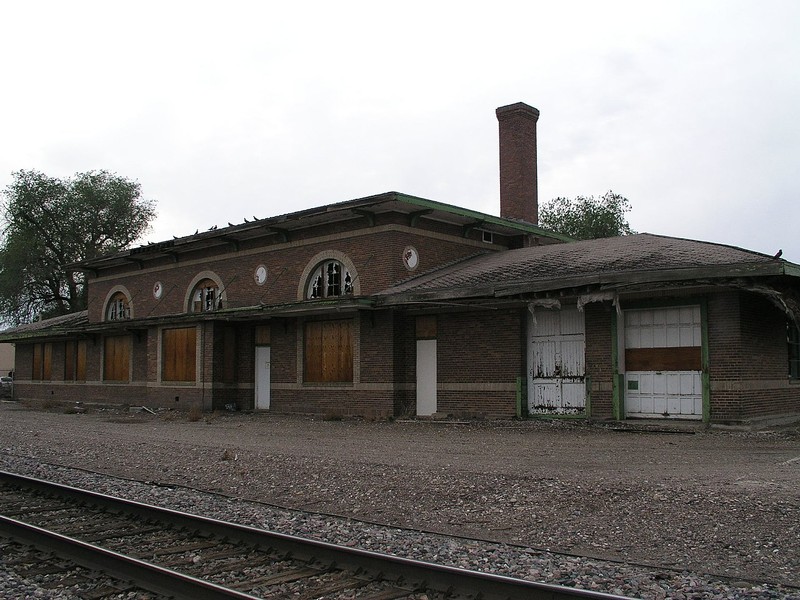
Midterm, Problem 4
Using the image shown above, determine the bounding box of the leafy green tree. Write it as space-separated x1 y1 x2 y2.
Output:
0 170 156 325
539 190 634 240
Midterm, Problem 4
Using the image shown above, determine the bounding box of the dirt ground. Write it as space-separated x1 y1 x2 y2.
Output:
0 401 798 586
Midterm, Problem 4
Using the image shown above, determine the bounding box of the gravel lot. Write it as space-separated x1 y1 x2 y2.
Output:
1 401 799 598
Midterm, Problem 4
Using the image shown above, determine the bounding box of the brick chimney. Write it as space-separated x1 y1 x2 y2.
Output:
496 102 539 224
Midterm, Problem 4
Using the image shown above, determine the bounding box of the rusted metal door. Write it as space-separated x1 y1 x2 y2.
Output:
527 307 586 415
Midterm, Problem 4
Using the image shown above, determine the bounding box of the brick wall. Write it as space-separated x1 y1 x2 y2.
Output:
266 312 395 419
393 312 416 415
87 225 500 324
435 309 524 418
584 303 615 419
707 291 799 422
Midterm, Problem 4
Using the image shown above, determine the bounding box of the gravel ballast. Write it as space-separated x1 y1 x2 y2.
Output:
0 402 798 599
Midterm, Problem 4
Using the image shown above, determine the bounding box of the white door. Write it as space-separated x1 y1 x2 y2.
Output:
624 306 702 419
416 339 437 416
527 307 586 415
255 346 270 410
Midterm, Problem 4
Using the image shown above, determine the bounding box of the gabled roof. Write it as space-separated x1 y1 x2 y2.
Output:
73 192 570 272
376 233 800 304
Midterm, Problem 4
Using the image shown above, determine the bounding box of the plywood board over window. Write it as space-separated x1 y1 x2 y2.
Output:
304 319 353 383
415 315 437 339
104 336 130 382
255 325 271 345
32 343 42 380
162 327 197 382
65 340 87 381
32 342 53 380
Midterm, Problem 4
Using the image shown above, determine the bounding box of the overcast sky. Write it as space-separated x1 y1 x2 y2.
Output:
1 1 798 262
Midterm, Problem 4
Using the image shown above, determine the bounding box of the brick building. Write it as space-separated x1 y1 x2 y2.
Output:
3 103 799 424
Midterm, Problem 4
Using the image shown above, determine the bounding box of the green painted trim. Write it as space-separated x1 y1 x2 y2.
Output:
515 376 525 418
700 299 711 424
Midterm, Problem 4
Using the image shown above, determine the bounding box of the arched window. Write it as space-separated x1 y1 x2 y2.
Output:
106 292 131 321
306 260 353 299
191 278 222 312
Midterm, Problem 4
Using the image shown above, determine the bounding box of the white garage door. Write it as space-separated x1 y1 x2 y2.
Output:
624 306 703 419
527 307 586 415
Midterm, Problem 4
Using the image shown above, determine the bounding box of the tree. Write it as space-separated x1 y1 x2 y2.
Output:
539 190 634 240
0 170 156 325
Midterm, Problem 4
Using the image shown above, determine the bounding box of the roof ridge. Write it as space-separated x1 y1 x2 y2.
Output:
635 232 782 261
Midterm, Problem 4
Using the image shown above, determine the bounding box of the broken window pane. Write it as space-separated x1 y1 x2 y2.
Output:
306 260 353 299
191 279 221 312
106 293 131 321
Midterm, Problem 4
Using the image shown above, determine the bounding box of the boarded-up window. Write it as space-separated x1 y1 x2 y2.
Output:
304 319 353 382
31 343 53 380
416 315 437 339
625 347 702 371
32 344 42 380
162 327 197 382
65 340 87 381
104 336 130 382
255 325 271 345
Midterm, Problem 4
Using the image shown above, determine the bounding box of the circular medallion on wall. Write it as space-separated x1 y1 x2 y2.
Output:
153 281 163 299
403 246 419 271
254 264 268 285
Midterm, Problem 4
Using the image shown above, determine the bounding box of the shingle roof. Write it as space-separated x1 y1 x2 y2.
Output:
0 310 89 340
377 233 797 301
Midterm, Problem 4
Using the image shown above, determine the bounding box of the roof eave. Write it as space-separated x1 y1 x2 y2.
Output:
378 262 794 306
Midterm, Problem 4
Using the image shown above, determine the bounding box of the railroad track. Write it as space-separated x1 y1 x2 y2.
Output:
0 470 631 600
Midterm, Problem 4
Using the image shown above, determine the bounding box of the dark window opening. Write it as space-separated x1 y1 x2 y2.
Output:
307 260 353 299
191 279 221 312
106 292 131 320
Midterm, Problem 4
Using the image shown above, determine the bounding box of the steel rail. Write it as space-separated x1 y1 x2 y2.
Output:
0 470 633 600
0 515 263 600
